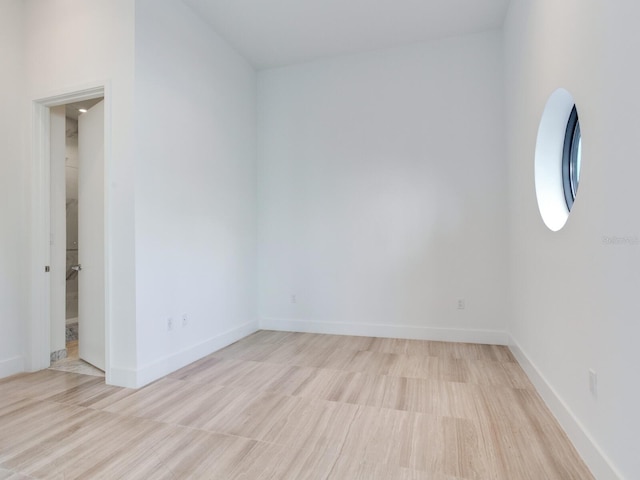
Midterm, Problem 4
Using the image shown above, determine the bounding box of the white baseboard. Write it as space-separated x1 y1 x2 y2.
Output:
260 317 508 345
0 356 25 379
131 320 259 389
509 338 622 480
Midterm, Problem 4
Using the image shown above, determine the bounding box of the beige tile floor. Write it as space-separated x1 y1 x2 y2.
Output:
0 331 593 479
48 340 104 377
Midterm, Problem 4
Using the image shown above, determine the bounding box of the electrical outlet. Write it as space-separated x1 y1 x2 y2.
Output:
167 317 173 332
291 294 297 304
589 369 597 397
457 299 466 310
182 314 188 327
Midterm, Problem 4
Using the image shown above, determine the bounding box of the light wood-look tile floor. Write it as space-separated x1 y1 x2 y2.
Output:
0 331 594 479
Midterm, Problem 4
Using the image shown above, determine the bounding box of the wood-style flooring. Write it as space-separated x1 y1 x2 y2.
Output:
0 331 593 479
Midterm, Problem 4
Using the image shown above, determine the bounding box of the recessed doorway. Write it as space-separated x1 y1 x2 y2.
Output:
30 86 110 380
49 98 105 377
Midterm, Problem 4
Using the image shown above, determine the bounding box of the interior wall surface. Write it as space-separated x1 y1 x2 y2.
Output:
257 30 509 343
24 0 137 385
504 0 639 477
0 0 27 378
133 0 258 386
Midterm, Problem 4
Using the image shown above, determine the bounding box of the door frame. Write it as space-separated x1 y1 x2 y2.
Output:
30 84 111 379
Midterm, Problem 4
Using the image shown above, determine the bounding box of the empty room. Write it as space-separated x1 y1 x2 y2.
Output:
0 0 638 478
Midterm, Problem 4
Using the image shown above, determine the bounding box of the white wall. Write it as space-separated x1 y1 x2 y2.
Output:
23 0 137 384
6 0 258 388
133 0 258 385
257 31 509 343
10 6 636 476
504 1 640 478
0 0 27 378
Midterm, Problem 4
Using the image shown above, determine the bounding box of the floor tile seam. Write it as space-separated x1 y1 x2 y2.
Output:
32 382 114 403
253 340 517 360
58 403 303 453
20 375 535 422
179 358 472 382
95 377 207 413
130 419 337 461
9 364 532 409
252 346 518 362
0 413 140 477
172 362 342 386
325 452 483 480
76 394 492 458
15 424 176 480
46 367 104 379
0 397 93 435
35 370 105 386
0 405 99 450
159 375 437 413
210 344 518 364
29 399 181 434
35 396 126 415
0 373 42 385
358 351 519 363
216 348 458 364
326 435 491 479
0 374 86 391
76 392 139 411
164 370 537 416
130 433 201 480
63 422 185 479
81 420 195 479
466 413 574 443
0 394 42 410
289 353 519 374
322 423 358 479
172 364 534 398
0 464 39 480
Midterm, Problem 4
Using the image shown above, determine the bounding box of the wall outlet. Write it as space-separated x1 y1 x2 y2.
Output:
291 294 297 304
167 317 173 332
589 369 597 397
457 299 466 310
182 314 188 327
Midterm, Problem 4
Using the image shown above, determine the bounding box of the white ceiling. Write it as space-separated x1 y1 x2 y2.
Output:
182 0 511 69
65 98 103 122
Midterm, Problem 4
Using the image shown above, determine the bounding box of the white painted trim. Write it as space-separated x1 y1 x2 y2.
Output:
133 321 259 388
30 83 112 380
108 366 138 390
33 85 106 108
100 84 114 387
509 338 622 480
0 356 25 379
260 317 508 345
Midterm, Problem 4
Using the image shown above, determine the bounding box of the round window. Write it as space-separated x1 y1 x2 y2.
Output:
534 89 583 231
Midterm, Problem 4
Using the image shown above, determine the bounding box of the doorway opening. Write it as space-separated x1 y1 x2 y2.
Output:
30 85 110 381
49 98 105 377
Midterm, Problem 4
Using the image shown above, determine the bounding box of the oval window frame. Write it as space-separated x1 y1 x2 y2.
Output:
562 105 581 211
